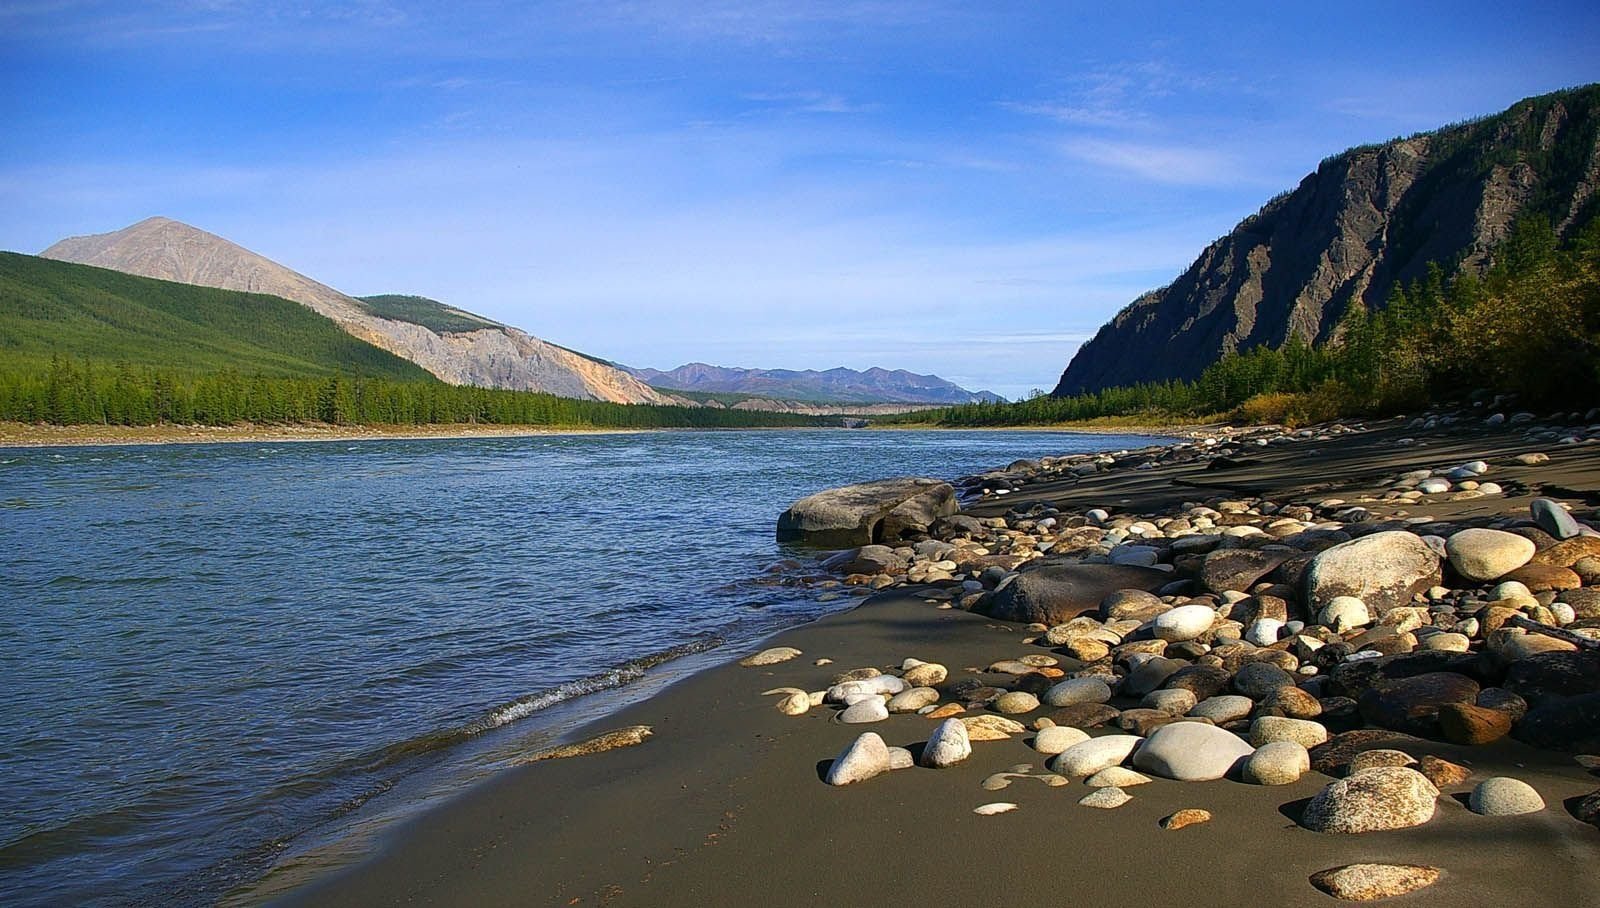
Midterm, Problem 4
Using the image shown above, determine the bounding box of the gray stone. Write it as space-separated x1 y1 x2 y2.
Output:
1047 734 1142 776
1123 656 1186 697
886 746 914 770
1468 776 1545 815
1189 694 1255 724
838 698 889 724
1532 498 1583 540
1133 722 1255 781
1446 528 1537 582
826 732 891 785
1233 662 1295 698
1243 740 1311 785
1301 767 1439 833
777 477 956 547
739 646 803 667
1032 725 1090 755
1306 531 1441 615
983 564 1172 625
919 718 972 768
1044 677 1113 707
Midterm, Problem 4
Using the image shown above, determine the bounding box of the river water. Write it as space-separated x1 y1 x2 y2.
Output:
0 428 1165 905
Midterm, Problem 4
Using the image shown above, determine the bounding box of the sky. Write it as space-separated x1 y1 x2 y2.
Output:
2 2 1597 399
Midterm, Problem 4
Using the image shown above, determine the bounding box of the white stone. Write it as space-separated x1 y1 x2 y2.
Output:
1243 740 1310 785
1032 725 1090 755
919 718 972 767
1245 617 1286 646
1133 722 1255 781
1079 786 1132 808
1043 677 1112 707
839 698 889 724
1153 604 1218 642
826 675 906 703
1047 734 1142 777
1469 777 1545 815
826 732 891 785
887 687 940 713
1446 528 1536 582
1319 596 1371 633
973 802 1018 815
1189 695 1255 724
1249 716 1329 748
1084 766 1152 788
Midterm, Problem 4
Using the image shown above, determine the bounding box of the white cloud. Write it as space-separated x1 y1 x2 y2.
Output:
1060 137 1247 186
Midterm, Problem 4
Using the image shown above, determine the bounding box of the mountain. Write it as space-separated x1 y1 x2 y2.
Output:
1054 84 1600 396
0 252 432 380
40 218 672 404
625 363 1005 405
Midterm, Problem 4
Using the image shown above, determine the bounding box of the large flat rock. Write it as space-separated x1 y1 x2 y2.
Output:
982 563 1171 625
776 477 957 547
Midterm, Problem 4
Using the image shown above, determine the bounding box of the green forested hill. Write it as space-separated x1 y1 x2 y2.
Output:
356 294 502 333
0 252 435 380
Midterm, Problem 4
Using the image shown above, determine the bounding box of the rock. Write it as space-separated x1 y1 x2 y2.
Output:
1049 702 1122 728
1133 722 1255 781
1358 672 1480 738
826 675 906 702
839 698 889 724
1085 766 1152 788
1438 702 1513 745
1243 740 1311 785
1160 808 1213 830
1101 588 1167 621
1309 864 1441 901
1233 662 1295 698
739 646 803 666
1319 596 1372 632
992 691 1040 715
1417 755 1472 788
919 718 973 767
833 667 882 683
1476 687 1529 721
1200 549 1289 595
1245 617 1286 646
887 747 915 770
973 802 1018 816
1048 734 1142 776
1142 688 1198 716
1079 787 1132 809
925 703 965 720
1258 685 1324 719
1531 536 1600 569
1044 677 1112 707
1420 632 1470 652
777 477 956 547
887 687 940 713
1501 563 1582 592
826 732 891 785
1514 691 1600 751
1301 767 1439 833
1576 789 1600 830
982 564 1172 625
1123 657 1186 697
1153 604 1218 642
963 714 1026 738
1117 708 1180 736
1446 528 1537 582
1305 532 1441 616
774 691 811 715
1347 749 1417 773
1033 725 1090 755
1503 651 1600 705
1189 694 1255 724
1469 777 1545 815
902 662 948 687
1250 716 1329 748
1160 664 1232 701
1310 729 1429 775
1532 498 1583 539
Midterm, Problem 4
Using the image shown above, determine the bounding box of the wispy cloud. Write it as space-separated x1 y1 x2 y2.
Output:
743 91 878 114
1060 137 1246 186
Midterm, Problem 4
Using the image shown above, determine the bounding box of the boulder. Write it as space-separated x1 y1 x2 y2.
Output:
1358 672 1480 738
1189 694 1255 724
1032 725 1090 755
1250 716 1329 748
1305 532 1441 615
1153 604 1218 642
1531 498 1583 540
1048 734 1142 776
1200 549 1289 595
919 718 972 768
983 564 1172 625
1161 664 1233 701
1133 722 1255 781
1446 528 1537 582
1044 677 1112 707
1301 767 1439 833
1232 662 1294 698
825 732 892 785
1531 536 1600 569
1502 650 1600 705
1309 729 1429 775
1513 691 1600 751
1243 740 1311 785
1468 777 1545 815
1438 702 1513 745
777 477 956 547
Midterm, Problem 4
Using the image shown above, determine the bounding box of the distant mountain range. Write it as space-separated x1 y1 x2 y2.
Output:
1054 84 1600 395
40 218 674 404
624 363 1005 405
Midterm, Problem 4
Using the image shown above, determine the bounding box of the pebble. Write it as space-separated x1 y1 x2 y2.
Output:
826 732 891 785
838 698 889 724
739 646 802 666
973 802 1017 816
1468 777 1545 815
1319 596 1371 633
1084 766 1152 788
887 747 914 770
1153 604 1218 642
1048 735 1142 776
1301 767 1439 833
1243 740 1311 785
992 691 1040 715
1189 694 1255 724
887 687 940 713
1043 677 1113 707
1446 528 1536 582
1250 716 1329 749
902 662 948 687
1079 786 1132 809
1160 808 1212 830
1032 725 1090 755
1310 864 1441 901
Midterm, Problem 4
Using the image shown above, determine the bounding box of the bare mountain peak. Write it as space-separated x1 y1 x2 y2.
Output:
41 218 671 405
626 362 1003 405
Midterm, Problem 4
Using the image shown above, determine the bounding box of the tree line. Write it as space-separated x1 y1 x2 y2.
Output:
890 214 1600 428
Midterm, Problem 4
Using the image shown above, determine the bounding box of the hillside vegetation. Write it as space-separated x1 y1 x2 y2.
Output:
356 294 502 333
894 215 1600 428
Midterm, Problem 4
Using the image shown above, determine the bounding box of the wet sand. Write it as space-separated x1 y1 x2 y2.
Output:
276 416 1600 907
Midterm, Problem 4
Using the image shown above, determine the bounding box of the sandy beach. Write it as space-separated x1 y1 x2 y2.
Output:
273 415 1600 908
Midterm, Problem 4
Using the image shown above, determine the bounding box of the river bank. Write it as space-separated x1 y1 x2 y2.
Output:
274 412 1600 907
0 421 669 448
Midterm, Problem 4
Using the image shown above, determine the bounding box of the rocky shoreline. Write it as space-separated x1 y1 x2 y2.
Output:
281 411 1599 908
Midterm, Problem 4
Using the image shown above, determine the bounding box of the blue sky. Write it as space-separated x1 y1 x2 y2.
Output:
2 2 1597 399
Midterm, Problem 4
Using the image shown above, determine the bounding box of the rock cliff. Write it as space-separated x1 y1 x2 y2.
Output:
1054 85 1600 395
42 218 674 404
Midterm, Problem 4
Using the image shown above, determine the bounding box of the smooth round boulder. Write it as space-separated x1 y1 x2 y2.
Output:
1153 604 1218 642
887 687 940 714
1142 688 1198 716
777 477 956 547
1250 716 1329 748
1447 528 1536 582
1133 722 1255 781
1468 777 1545 815
1032 725 1090 755
1189 694 1255 724
1306 532 1441 615
1044 677 1113 707
1301 767 1439 833
1047 734 1142 776
992 691 1040 715
839 697 889 724
919 718 972 768
983 564 1173 625
1319 596 1371 632
1243 740 1311 785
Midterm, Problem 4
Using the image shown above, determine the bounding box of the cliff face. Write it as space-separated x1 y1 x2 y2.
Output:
41 218 675 405
625 362 1004 404
1054 85 1600 395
